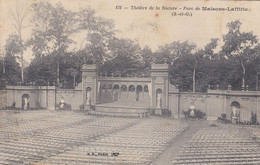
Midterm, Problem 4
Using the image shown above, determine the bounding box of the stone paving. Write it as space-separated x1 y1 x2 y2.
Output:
0 110 260 165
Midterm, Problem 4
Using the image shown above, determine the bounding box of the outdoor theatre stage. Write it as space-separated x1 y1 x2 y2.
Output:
82 63 170 117
89 100 150 117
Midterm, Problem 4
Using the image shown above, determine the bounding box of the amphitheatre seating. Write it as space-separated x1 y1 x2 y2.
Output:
171 125 260 165
40 118 188 165
0 110 189 164
0 111 141 164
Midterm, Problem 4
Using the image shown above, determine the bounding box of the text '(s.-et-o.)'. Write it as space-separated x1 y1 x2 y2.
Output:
115 5 249 17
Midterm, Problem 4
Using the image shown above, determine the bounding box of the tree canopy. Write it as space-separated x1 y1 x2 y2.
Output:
1 2 260 91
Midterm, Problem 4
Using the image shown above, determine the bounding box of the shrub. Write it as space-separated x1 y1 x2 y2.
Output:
183 108 206 119
4 102 17 110
162 108 172 117
221 113 226 119
183 109 190 118
218 113 229 123
150 108 155 115
250 112 257 125
79 104 84 110
11 102 16 109
194 110 206 119
56 102 71 110
90 105 95 110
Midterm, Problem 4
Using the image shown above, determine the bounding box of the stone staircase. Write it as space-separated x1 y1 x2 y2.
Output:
89 101 150 118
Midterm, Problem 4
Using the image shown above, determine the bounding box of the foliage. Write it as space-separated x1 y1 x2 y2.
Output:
79 104 85 110
162 108 172 117
3 1 260 93
56 102 71 110
0 35 21 85
250 112 257 125
217 113 231 123
183 108 206 119
221 20 259 90
100 38 143 76
155 41 196 64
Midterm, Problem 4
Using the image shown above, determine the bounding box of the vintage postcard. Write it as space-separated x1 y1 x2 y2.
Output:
0 0 260 164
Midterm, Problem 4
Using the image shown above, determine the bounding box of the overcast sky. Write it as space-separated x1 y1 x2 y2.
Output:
1 0 260 63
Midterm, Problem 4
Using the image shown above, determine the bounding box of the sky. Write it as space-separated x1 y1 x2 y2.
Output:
1 0 260 63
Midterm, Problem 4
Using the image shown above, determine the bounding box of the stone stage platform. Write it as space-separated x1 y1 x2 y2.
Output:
89 101 151 117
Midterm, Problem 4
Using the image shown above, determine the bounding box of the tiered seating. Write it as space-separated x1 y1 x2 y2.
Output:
41 118 188 165
171 125 260 164
0 110 139 164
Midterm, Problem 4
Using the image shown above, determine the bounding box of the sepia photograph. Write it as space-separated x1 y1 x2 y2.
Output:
0 0 260 164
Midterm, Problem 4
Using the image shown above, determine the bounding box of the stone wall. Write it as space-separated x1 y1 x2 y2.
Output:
168 90 260 121
3 86 82 110
56 89 82 110
2 84 260 122
0 90 7 109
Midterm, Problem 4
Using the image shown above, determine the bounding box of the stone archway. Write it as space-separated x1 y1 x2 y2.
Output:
129 85 135 92
113 85 120 101
230 101 240 123
144 85 148 92
22 94 30 110
136 85 143 101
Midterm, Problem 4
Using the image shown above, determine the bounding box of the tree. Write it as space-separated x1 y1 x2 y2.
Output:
156 41 196 91
29 2 78 85
155 41 196 64
29 2 53 57
77 8 116 67
0 35 22 85
139 46 154 77
29 3 116 86
204 38 219 60
27 55 56 86
194 39 219 92
9 0 29 84
48 3 78 85
101 38 142 76
27 52 82 88
221 20 258 90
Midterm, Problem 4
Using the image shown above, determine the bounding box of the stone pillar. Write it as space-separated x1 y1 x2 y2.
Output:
151 77 156 108
163 77 169 109
81 64 98 109
150 64 169 115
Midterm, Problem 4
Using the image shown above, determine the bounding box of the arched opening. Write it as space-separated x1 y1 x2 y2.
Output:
113 85 120 101
136 85 143 92
129 85 135 92
121 85 127 92
156 89 163 108
107 84 112 89
231 101 240 108
136 85 143 101
86 87 92 105
113 84 119 90
144 85 148 92
22 94 30 110
230 101 240 123
101 84 106 90
86 87 92 91
156 88 162 93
